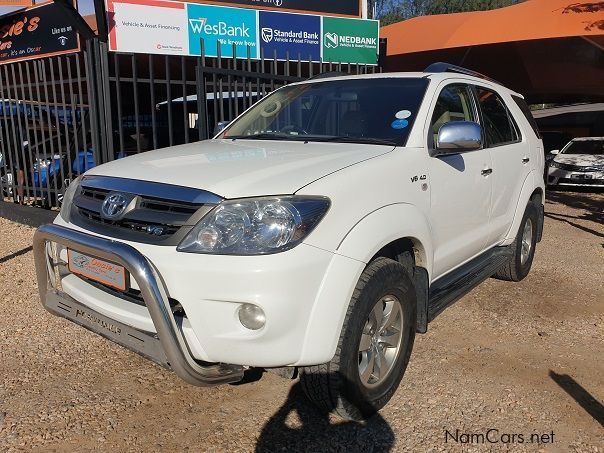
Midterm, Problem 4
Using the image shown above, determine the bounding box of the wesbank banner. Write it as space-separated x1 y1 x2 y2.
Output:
107 0 378 64
188 4 258 58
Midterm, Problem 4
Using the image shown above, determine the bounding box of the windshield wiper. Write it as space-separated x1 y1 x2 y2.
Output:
305 136 398 146
227 132 300 140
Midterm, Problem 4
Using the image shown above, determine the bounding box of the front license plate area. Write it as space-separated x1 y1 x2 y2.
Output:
68 249 127 291
571 174 592 179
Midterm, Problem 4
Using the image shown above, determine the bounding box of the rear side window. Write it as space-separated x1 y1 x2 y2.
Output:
511 95 541 139
475 87 520 147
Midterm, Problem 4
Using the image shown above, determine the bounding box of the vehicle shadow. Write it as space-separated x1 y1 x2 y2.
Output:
546 188 604 216
549 370 604 428
544 189 604 239
255 374 395 453
0 245 33 264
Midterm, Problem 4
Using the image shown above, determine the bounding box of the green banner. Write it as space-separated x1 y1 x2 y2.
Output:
322 17 379 65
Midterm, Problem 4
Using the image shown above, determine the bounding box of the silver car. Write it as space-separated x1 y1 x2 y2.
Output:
547 137 604 188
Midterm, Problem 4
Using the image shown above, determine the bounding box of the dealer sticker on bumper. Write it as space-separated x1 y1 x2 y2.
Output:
68 250 127 291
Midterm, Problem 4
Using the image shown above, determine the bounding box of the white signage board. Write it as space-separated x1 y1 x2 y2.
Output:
107 0 188 55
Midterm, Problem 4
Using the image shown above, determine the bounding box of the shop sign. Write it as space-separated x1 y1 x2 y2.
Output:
322 16 379 65
187 4 258 58
107 0 379 64
0 2 80 64
258 10 320 61
107 0 188 55
201 0 362 17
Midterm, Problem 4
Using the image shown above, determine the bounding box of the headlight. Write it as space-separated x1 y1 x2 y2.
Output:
177 196 330 255
549 161 563 169
59 176 82 222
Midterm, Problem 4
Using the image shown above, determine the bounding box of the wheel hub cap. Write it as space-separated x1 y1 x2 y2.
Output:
520 218 533 265
358 295 404 388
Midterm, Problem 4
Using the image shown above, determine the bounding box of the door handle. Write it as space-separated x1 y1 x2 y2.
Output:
522 157 530 164
481 168 493 176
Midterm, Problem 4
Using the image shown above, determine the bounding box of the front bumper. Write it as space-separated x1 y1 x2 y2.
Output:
34 223 245 386
35 219 365 376
547 168 604 187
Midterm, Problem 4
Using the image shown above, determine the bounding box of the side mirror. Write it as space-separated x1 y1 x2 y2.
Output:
549 149 559 155
434 121 482 156
214 121 230 136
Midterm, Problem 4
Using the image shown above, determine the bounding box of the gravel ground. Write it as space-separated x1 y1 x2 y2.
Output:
0 189 603 453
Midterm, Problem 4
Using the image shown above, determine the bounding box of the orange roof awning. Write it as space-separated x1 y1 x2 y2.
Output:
380 0 604 104
381 0 604 54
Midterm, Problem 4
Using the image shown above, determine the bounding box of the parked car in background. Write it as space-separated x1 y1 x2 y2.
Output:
547 137 604 188
34 65 545 420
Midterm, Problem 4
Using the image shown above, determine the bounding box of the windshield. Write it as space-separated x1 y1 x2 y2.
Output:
221 78 429 146
562 139 604 155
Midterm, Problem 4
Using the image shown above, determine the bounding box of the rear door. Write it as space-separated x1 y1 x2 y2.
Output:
473 85 530 246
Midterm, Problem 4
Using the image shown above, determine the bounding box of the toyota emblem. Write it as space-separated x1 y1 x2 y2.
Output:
101 193 130 219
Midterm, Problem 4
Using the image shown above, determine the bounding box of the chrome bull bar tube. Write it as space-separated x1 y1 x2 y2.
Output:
33 223 244 386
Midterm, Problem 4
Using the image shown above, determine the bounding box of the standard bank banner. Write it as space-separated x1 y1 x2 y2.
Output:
106 0 379 64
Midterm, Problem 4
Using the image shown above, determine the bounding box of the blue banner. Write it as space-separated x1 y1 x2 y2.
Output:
187 4 258 58
258 11 321 61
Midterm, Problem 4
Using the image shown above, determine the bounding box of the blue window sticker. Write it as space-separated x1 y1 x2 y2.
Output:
391 119 409 129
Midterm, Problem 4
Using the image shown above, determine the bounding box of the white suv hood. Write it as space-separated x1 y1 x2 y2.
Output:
86 139 394 198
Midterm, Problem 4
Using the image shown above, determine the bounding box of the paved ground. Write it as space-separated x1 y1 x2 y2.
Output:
0 189 603 452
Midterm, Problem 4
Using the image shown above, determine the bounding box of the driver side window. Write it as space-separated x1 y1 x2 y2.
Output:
429 84 476 148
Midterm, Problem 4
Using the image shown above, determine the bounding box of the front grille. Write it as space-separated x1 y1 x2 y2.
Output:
69 176 221 245
77 206 181 236
558 177 604 185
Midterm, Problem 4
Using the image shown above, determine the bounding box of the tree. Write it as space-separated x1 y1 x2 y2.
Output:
372 0 522 25
425 0 520 15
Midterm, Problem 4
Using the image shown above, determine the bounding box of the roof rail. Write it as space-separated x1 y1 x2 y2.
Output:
307 71 348 81
424 62 500 84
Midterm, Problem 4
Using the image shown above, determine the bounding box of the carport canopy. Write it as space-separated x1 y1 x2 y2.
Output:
381 0 604 104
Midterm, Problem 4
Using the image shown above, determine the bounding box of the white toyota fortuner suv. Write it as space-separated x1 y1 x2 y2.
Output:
34 64 545 420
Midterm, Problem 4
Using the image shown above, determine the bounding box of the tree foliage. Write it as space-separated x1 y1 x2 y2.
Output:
372 0 521 25
425 0 520 15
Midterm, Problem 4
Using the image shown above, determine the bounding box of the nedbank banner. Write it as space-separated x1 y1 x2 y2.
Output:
107 0 378 64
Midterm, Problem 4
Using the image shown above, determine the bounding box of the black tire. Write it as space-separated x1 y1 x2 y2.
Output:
300 257 416 420
493 202 539 282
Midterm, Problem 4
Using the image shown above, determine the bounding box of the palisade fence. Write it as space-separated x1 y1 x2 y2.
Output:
0 37 382 209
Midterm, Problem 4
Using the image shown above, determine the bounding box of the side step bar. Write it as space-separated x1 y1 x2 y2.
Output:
427 246 513 322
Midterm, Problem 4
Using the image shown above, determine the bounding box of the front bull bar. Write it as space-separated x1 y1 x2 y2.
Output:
33 223 244 386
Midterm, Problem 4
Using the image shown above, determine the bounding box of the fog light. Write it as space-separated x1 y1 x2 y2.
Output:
238 304 266 330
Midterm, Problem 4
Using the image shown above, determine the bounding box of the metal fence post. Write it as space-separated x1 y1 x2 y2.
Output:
196 39 209 141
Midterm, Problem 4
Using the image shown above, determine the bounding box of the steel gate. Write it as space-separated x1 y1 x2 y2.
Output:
0 38 381 210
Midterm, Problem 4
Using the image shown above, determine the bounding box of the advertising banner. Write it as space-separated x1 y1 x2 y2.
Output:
0 2 81 64
187 4 258 58
107 0 188 55
258 11 320 61
0 0 33 6
107 0 379 64
322 16 379 65
199 0 361 17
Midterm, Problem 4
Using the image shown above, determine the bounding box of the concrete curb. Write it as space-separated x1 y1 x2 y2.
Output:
0 201 57 228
